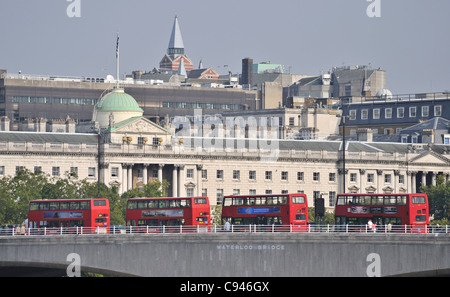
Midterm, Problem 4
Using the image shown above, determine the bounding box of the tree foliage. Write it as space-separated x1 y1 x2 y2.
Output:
0 169 167 226
419 174 450 221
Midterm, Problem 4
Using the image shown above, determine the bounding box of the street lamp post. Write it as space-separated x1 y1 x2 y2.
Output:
337 114 349 194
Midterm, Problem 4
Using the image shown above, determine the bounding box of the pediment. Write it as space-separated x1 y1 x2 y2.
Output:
185 182 196 188
348 185 359 193
111 117 171 135
409 151 450 165
365 185 377 193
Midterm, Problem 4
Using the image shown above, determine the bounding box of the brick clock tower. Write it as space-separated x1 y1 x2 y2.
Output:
159 15 194 72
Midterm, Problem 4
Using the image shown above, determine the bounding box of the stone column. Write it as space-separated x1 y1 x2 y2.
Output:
122 164 128 194
158 164 164 184
394 170 400 193
142 164 149 186
172 165 179 198
406 171 412 193
127 164 133 191
359 169 366 194
376 170 383 193
178 165 185 197
421 171 427 187
432 172 437 186
411 171 417 193
197 165 203 196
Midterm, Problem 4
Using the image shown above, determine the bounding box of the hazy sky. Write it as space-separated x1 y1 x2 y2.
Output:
1 0 449 94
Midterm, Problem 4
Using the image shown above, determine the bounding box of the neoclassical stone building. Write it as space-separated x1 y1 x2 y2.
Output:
0 88 449 210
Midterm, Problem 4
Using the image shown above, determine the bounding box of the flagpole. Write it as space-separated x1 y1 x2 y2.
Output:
116 32 120 89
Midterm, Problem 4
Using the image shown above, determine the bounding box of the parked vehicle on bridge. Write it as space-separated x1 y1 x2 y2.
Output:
221 193 309 232
126 196 211 233
334 193 429 233
28 198 110 235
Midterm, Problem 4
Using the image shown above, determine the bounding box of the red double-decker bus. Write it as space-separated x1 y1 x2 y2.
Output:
334 193 429 232
28 198 110 234
221 193 308 231
126 196 211 233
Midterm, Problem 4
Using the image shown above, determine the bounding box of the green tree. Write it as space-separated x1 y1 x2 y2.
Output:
308 207 335 225
419 174 450 221
0 169 126 226
79 181 124 225
0 169 51 224
121 180 169 199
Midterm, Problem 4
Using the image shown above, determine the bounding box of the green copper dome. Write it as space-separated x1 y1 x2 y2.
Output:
94 88 143 112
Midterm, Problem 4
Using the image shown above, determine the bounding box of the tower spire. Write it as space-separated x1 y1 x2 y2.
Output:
168 14 184 56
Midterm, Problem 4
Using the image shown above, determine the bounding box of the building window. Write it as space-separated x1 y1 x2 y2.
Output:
201 170 207 179
422 106 429 117
397 107 404 118
202 188 207 196
385 174 391 183
329 173 336 182
216 170 223 179
111 167 119 177
313 172 320 181
34 166 42 174
233 170 240 180
281 190 288 194
69 167 78 177
216 189 224 205
385 108 392 119
373 109 380 119
0 166 4 175
186 169 194 179
434 105 442 117
249 170 256 180
297 172 304 181
16 166 24 173
313 191 321 199
409 106 416 118
52 167 60 177
88 167 96 178
233 189 240 195
361 109 368 120
345 85 351 96
152 170 158 178
401 135 408 143
249 189 256 195
444 135 450 145
329 191 336 207
281 171 288 181
399 175 405 184
289 117 295 126
349 110 357 120
186 188 194 197
350 173 357 182
367 173 374 183
265 171 272 180
265 190 272 194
